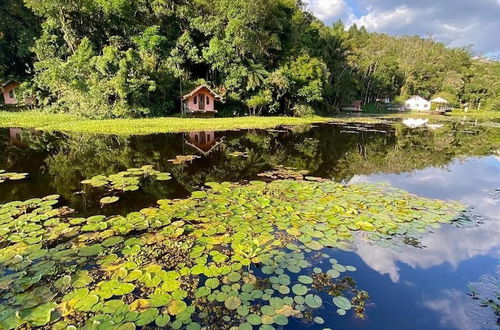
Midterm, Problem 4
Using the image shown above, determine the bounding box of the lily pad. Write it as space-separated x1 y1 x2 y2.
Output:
333 296 352 310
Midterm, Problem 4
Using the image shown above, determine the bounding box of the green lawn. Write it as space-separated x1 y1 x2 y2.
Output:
1 110 498 136
0 111 333 135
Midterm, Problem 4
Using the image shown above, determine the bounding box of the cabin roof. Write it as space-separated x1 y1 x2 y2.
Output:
182 85 222 100
1 80 20 89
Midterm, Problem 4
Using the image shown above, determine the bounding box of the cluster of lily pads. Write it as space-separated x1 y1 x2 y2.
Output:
0 170 28 183
258 166 309 181
228 151 249 158
81 165 171 204
0 178 465 329
168 155 201 165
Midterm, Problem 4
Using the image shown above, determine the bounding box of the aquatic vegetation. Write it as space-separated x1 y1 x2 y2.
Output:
258 166 309 180
81 165 171 196
168 155 201 165
0 170 28 183
0 179 465 329
228 151 249 158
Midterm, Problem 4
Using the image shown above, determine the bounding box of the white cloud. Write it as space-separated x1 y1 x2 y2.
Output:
305 0 354 22
352 6 414 31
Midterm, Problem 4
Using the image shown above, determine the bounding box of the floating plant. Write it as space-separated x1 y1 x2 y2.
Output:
0 170 28 183
168 155 201 165
258 166 308 180
81 165 171 198
0 179 466 329
228 151 249 158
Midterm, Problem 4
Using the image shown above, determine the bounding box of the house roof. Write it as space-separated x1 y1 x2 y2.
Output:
1 80 20 89
430 97 448 104
182 85 222 100
407 95 429 102
185 138 225 156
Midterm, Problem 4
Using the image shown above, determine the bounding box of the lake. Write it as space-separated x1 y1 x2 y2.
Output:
0 118 498 330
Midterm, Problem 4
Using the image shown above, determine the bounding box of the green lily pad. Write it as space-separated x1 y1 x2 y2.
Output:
333 296 352 310
292 284 308 295
304 294 322 308
100 196 120 205
297 275 313 284
224 296 241 310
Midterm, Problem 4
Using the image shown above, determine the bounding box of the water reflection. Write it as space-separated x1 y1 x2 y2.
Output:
351 158 500 282
422 289 478 330
0 120 499 330
185 131 225 155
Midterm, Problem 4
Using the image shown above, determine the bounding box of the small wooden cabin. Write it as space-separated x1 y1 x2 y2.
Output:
341 100 363 112
182 85 222 117
1 80 20 105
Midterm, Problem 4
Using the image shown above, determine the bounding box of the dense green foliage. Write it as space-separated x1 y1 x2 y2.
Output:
1 0 499 117
0 0 40 80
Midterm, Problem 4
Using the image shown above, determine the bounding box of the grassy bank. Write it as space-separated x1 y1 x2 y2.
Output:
1 110 498 136
0 111 333 135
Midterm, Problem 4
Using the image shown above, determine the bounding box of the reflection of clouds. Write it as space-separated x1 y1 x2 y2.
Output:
422 289 478 330
355 220 500 282
350 157 500 282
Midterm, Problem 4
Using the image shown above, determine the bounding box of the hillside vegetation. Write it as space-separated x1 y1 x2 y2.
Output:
1 0 499 118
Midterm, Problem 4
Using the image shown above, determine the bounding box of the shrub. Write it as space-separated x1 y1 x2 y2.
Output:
292 104 316 117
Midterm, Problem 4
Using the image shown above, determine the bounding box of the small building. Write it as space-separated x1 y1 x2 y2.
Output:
341 100 363 112
405 96 431 111
2 80 21 105
430 97 451 112
182 85 222 117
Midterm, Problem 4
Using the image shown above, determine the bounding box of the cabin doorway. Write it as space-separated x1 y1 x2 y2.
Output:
199 94 205 110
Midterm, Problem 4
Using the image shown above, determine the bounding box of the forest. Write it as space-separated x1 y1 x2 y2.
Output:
1 0 499 118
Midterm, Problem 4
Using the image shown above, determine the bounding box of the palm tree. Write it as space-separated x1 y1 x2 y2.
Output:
246 61 269 91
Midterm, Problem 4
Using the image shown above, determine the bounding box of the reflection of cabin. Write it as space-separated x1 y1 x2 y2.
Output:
185 131 224 155
182 85 222 117
430 97 451 112
2 80 20 105
405 96 430 111
8 128 27 148
341 100 362 112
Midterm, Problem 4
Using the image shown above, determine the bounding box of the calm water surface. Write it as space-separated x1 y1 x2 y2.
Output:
0 119 498 330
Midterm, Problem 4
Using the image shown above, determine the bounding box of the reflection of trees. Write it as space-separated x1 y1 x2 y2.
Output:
315 123 499 181
41 133 185 213
2 122 498 208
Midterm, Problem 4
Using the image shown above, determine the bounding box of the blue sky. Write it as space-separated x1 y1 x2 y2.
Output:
305 0 500 58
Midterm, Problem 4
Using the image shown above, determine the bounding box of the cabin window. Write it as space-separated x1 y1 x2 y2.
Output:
207 97 210 105
207 134 211 141
9 90 15 98
193 96 197 104
195 135 199 142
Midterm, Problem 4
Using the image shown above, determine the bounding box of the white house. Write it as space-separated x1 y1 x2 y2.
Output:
405 96 431 111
